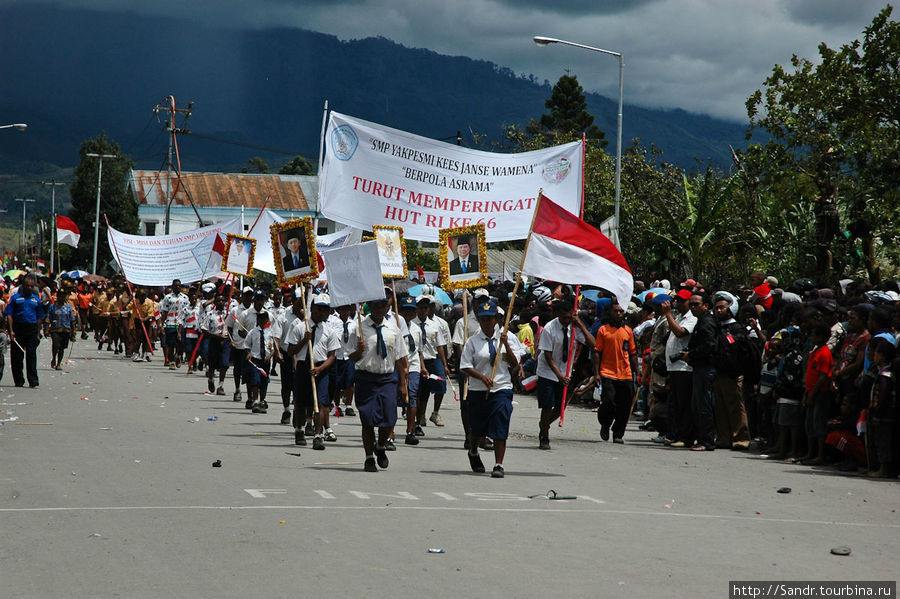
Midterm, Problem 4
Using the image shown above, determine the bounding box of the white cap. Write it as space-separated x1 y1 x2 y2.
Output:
473 288 489 298
311 293 331 307
242 286 254 294
201 283 216 293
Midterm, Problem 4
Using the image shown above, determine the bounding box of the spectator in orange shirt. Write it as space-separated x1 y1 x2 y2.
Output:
593 302 638 443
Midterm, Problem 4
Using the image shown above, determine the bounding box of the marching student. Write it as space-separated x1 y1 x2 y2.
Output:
158 279 189 369
201 294 231 394
245 310 275 414
47 286 76 370
397 296 424 445
286 293 341 449
347 294 409 472
332 304 358 417
271 288 304 425
460 300 519 478
225 287 255 402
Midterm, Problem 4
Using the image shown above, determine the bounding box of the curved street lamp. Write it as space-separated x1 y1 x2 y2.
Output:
533 36 623 248
0 123 28 131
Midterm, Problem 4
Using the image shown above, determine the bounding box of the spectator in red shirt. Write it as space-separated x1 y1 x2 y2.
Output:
749 271 773 310
801 323 834 465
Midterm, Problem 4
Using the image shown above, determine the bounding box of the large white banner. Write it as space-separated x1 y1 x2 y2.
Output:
322 241 385 306
108 219 243 286
319 111 583 242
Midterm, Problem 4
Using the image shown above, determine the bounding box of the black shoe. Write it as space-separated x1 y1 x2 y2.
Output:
97 341 103 350
539 437 551 450
280 410 291 425
344 407 356 416
374 447 389 469
491 464 505 478
600 424 610 441
251 401 267 414
304 421 315 436
312 436 325 450
294 430 307 446
405 433 419 445
384 439 396 451
207 379 215 393
468 452 485 473
414 425 425 437
364 457 378 472
480 438 494 451
29 383 39 389
245 397 254 410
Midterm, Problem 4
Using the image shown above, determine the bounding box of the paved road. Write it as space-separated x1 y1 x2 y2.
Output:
1 341 897 598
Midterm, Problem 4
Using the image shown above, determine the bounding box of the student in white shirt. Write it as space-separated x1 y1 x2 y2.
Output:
398 296 425 446
347 294 409 472
245 311 275 414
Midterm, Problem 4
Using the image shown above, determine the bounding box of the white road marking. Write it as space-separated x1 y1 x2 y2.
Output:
433 492 457 501
313 490 336 499
349 491 419 500
0 504 896 528
244 489 288 498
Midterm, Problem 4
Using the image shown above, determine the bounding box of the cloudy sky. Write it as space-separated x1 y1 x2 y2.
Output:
13 0 892 121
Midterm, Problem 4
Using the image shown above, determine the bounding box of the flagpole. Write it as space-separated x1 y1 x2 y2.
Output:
489 190 542 381
558 136 587 425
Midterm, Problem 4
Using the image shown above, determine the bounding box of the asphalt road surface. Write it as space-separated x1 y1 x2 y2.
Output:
1 341 897 598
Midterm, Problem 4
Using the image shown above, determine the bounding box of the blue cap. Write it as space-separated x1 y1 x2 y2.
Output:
254 289 266 298
652 293 672 305
398 296 417 310
476 300 498 317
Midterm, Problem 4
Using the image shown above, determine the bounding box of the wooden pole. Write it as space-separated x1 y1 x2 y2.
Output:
489 190 542 381
558 285 581 425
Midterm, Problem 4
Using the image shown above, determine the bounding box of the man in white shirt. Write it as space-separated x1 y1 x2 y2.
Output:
287 293 341 450
535 300 594 450
158 278 190 370
201 294 230 396
347 294 409 472
661 289 698 447
460 300 519 478
245 311 275 414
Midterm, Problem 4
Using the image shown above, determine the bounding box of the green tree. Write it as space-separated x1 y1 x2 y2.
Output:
526 73 607 148
746 6 900 283
243 156 270 174
68 133 137 274
278 155 315 175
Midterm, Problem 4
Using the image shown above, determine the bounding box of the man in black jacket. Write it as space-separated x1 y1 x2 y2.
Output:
680 293 717 451
712 296 751 450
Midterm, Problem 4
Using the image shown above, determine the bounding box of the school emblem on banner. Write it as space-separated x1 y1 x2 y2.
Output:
542 157 572 184
331 125 359 161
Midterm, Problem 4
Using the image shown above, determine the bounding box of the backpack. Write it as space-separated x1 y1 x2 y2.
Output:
774 328 805 400
715 321 751 378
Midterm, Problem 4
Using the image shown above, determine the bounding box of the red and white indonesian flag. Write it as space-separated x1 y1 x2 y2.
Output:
205 233 226 275
56 215 81 247
522 194 633 307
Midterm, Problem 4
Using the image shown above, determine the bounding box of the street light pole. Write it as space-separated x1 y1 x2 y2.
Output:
86 152 117 274
533 36 624 248
14 198 36 254
0 123 28 131
42 180 67 275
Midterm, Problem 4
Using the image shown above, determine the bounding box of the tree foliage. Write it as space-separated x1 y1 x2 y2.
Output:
746 5 900 284
67 133 136 274
278 155 315 175
526 73 607 148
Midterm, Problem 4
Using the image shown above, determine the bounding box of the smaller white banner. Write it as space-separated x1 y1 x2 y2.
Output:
322 241 385 306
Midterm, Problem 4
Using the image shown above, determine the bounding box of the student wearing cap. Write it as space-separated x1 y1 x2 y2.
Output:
535 299 594 449
397 296 425 445
245 311 275 414
287 293 341 449
225 287 255 402
201 294 231 394
235 290 268 408
332 304 358 417
460 300 519 478
271 288 304 425
347 294 409 472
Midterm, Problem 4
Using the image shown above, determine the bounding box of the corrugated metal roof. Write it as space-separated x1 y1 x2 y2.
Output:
128 170 316 211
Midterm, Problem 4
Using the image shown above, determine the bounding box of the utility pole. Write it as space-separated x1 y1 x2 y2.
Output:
153 96 202 234
42 180 67 274
14 198 36 255
86 153 116 274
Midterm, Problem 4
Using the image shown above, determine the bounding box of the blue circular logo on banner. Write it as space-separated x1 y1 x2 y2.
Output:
331 125 359 161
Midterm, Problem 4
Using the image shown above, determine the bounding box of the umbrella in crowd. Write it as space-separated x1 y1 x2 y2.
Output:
66 269 91 279
407 284 452 305
3 269 26 279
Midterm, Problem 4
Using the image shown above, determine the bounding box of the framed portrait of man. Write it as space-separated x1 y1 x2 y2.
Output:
222 233 256 277
439 223 488 290
372 225 408 279
270 217 318 286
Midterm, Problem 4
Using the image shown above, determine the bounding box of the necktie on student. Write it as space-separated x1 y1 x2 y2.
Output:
407 333 416 353
375 324 387 358
419 321 427 345
343 321 350 343
487 336 497 364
